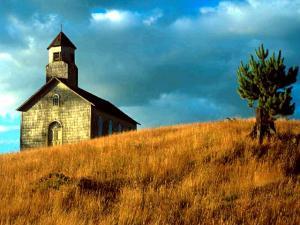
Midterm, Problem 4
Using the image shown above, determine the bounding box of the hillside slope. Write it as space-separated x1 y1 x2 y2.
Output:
0 120 300 225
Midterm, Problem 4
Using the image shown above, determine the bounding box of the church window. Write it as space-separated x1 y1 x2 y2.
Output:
53 52 60 61
53 94 60 106
118 123 122 132
108 120 113 135
97 117 103 136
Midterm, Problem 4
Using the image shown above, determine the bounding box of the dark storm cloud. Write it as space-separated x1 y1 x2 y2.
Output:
1 0 300 129
77 0 300 124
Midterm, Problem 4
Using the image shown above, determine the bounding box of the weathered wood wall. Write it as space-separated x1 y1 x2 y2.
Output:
21 82 91 149
91 107 137 138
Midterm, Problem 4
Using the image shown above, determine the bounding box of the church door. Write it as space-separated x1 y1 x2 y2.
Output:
48 122 62 146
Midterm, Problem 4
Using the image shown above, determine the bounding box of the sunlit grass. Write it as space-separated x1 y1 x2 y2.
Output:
0 119 299 225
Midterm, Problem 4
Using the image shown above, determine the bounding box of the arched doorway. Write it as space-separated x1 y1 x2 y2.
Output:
48 121 62 146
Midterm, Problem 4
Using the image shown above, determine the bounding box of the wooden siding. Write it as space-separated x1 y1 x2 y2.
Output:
20 82 91 149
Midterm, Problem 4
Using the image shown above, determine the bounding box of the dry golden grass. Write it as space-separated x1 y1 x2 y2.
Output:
0 119 300 225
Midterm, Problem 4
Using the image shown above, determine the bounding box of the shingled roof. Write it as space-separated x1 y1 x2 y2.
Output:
17 78 140 125
70 84 140 125
47 32 77 50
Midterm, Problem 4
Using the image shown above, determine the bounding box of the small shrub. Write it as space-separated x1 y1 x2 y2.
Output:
222 193 239 203
33 172 72 191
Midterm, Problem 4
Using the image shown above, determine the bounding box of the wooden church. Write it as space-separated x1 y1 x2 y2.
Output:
17 32 139 149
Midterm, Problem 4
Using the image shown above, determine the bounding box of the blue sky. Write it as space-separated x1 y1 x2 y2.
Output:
1 0 300 153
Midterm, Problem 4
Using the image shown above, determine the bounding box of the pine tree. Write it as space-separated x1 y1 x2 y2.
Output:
237 44 298 143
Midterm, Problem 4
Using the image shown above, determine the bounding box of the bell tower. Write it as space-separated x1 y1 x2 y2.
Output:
46 32 78 87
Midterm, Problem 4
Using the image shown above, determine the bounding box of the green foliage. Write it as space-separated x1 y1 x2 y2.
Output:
237 44 298 118
34 172 72 191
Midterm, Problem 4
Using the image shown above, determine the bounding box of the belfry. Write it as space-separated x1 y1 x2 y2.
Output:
17 32 139 149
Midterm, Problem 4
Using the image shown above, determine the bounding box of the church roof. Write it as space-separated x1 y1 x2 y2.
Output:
47 32 77 50
70 84 140 125
17 78 140 125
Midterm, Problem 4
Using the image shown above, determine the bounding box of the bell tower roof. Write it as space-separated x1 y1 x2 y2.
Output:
47 32 76 50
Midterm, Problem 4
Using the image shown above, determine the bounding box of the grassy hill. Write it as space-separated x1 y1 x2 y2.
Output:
0 119 300 225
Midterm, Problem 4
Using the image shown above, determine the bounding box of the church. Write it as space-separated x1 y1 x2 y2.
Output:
17 31 139 150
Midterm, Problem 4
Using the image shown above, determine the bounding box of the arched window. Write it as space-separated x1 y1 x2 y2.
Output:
118 123 122 132
53 52 60 61
108 120 113 135
97 117 103 136
53 94 60 106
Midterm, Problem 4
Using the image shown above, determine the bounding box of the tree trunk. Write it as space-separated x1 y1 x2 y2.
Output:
250 108 276 144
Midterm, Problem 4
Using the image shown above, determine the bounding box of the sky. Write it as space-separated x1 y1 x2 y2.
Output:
1 0 300 153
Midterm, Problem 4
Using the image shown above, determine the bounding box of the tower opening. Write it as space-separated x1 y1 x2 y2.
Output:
46 32 78 87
